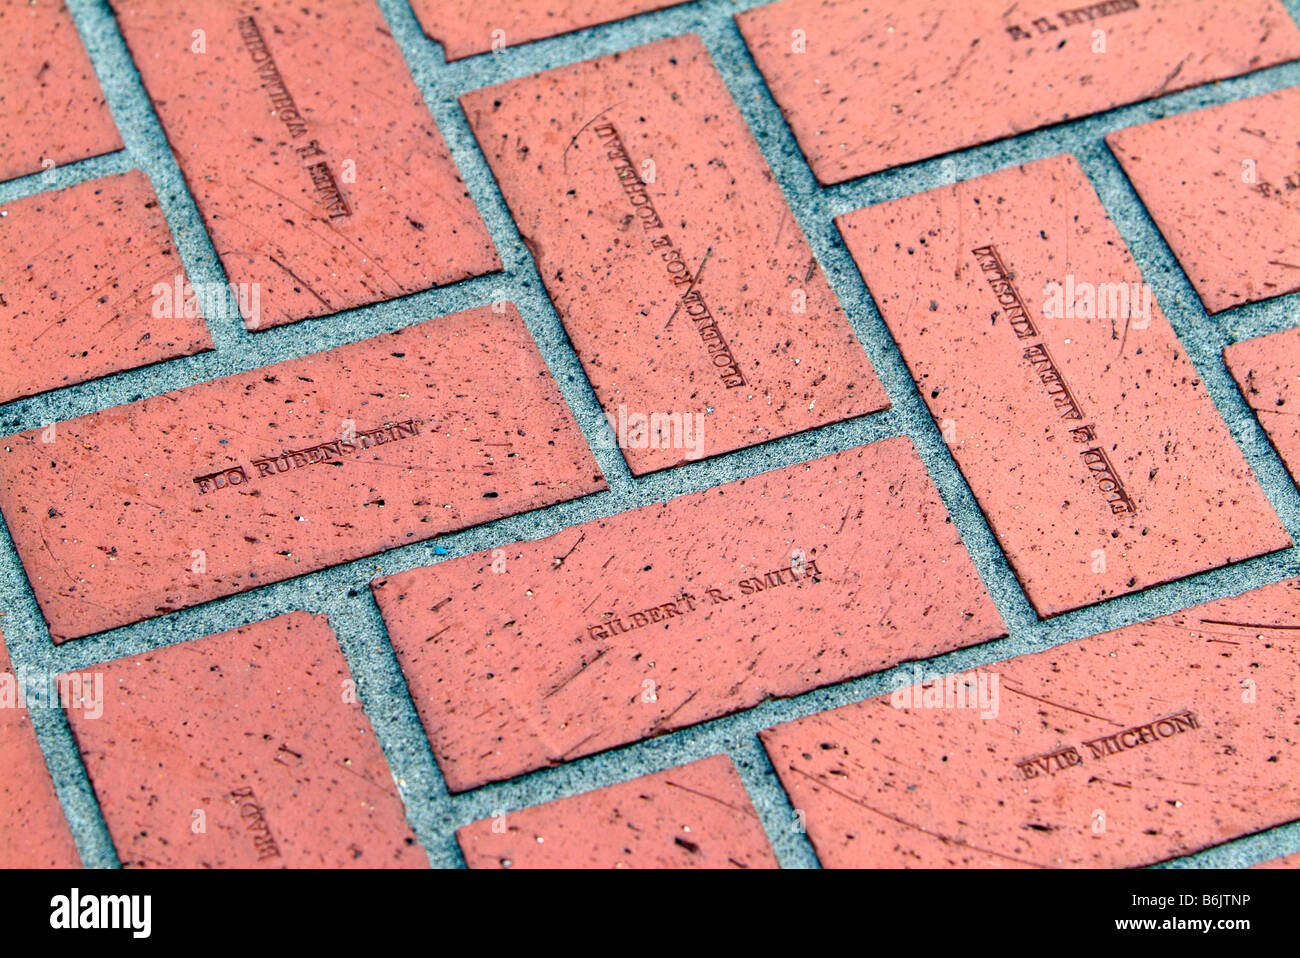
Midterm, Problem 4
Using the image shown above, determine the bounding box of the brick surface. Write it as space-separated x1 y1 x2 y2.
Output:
0 305 605 643
110 0 500 329
0 0 122 183
838 154 1290 617
410 0 689 61
65 611 425 867
737 0 1300 184
373 438 1005 792
462 34 889 475
1108 86 1300 313
457 754 777 868
761 578 1300 868
1254 852 1300 867
1225 324 1300 490
3 0 1300 872
0 630 81 868
0 171 213 403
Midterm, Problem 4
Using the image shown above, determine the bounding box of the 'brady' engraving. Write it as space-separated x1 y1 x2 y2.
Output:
229 786 281 862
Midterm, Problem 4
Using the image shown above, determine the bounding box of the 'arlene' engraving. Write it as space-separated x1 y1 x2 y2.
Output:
971 244 1136 515
194 418 423 495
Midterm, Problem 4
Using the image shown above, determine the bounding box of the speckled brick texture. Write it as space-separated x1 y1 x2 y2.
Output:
373 438 1005 792
839 154 1291 617
0 630 81 868
458 754 777 868
0 0 122 183
0 170 212 403
3 0 1300 871
462 34 889 474
64 611 425 867
1254 852 1300 867
1107 85 1300 313
1225 325 1300 490
0 304 604 643
761 578 1300 868
110 0 500 329
410 0 690 60
736 0 1300 184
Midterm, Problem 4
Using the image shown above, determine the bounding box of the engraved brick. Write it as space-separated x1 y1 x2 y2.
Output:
410 0 689 61
1225 324 1300 491
736 0 1300 185
761 578 1300 868
838 154 1289 617
1 171 213 403
372 437 1006 793
0 630 81 868
461 34 889 475
1108 87 1300 313
0 0 122 182
457 755 777 868
0 304 605 643
64 612 425 867
110 0 500 329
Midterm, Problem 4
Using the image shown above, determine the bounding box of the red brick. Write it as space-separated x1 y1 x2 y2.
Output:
1255 852 1300 868
457 755 777 868
1 171 213 403
461 34 888 475
410 0 689 61
1108 87 1300 313
736 0 1300 185
0 0 122 182
110 0 500 329
1225 325 1300 491
0 630 81 868
0 304 605 643
372 437 1006 793
762 578 1300 868
838 154 1290 617
65 611 424 867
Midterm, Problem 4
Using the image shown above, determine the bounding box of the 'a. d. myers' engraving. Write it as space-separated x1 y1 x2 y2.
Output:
194 419 422 495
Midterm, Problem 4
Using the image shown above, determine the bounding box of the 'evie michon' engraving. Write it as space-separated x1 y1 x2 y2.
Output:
971 244 1136 516
193 418 423 495
1014 709 1199 781
584 558 822 640
237 15 351 220
590 121 747 388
